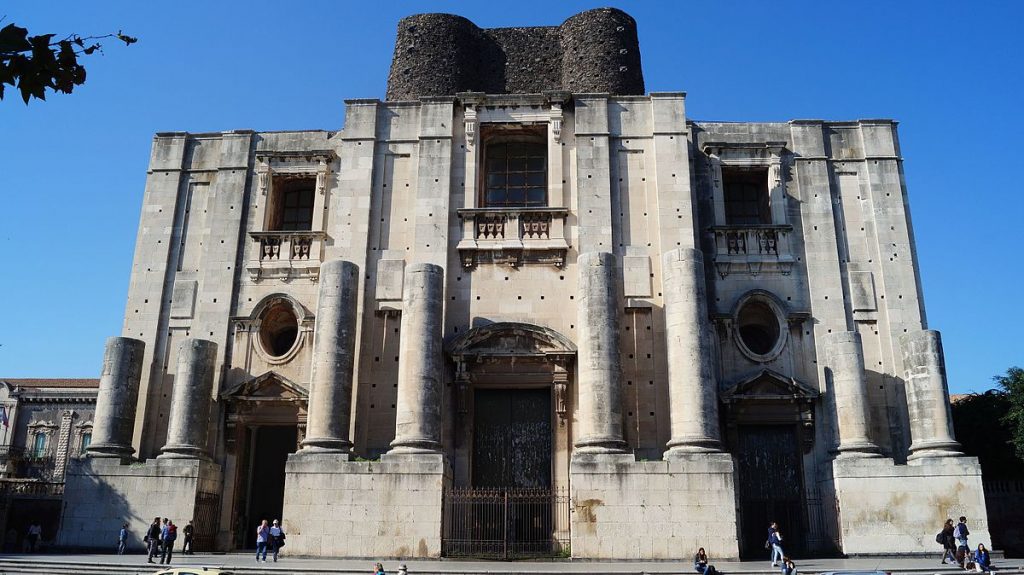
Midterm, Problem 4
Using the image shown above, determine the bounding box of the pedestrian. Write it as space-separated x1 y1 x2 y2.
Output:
694 547 717 575
182 520 194 555
954 516 971 561
26 522 42 552
781 557 797 575
255 520 270 563
269 519 285 562
939 518 957 564
160 520 177 565
973 543 992 573
373 562 386 575
145 517 161 563
767 522 784 567
117 523 129 555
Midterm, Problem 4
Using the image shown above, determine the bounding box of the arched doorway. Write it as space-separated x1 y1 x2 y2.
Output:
443 322 574 558
221 372 307 549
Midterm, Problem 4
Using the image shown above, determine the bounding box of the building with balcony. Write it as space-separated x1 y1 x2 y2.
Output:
0 379 97 551
57 8 989 560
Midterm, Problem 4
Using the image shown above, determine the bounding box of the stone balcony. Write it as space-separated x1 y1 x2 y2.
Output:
457 207 570 268
247 231 325 282
710 224 794 277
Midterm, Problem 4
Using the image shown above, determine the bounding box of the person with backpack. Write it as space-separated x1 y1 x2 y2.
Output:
938 518 957 565
269 519 285 562
145 517 161 563
693 547 717 575
160 520 177 565
117 523 128 555
954 517 971 562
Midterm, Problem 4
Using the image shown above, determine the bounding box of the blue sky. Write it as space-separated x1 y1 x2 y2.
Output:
1 1 1020 394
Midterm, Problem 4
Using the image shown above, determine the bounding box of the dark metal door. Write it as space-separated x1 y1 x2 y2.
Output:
735 425 806 559
472 388 551 488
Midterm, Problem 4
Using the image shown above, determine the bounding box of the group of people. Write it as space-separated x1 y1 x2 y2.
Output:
143 517 195 564
939 516 992 573
255 518 286 562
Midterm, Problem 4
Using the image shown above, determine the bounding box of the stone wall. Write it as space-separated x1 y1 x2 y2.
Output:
833 456 991 554
386 8 644 100
570 454 739 559
281 454 449 558
59 458 222 550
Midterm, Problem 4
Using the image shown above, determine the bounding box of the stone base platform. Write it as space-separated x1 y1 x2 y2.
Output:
833 455 991 554
570 452 739 559
281 452 450 558
57 456 222 549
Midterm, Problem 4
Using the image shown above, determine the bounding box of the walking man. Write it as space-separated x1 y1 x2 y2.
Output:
767 522 784 567
117 523 129 555
269 519 284 562
146 517 161 563
160 520 177 565
26 522 42 552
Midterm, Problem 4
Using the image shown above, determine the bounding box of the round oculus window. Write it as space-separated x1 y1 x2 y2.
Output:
736 298 783 359
259 302 299 358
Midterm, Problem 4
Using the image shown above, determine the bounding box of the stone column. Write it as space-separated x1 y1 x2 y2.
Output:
159 338 217 459
899 330 963 459
824 331 882 457
574 252 628 454
300 259 360 453
389 263 445 454
663 248 722 456
88 337 145 458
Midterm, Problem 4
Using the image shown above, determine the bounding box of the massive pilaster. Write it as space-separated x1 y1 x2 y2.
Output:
574 252 628 455
88 337 145 458
824 331 882 457
899 329 962 459
389 263 445 454
160 338 217 459
662 248 722 455
301 259 360 453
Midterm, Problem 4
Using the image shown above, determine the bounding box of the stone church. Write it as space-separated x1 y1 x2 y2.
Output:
57 8 989 559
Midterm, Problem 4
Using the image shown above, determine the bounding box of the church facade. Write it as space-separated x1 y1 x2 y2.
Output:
58 9 989 559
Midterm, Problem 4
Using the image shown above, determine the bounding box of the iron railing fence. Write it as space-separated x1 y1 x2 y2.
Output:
442 486 569 559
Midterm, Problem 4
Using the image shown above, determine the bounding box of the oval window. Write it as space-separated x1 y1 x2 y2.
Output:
736 298 783 359
259 302 299 357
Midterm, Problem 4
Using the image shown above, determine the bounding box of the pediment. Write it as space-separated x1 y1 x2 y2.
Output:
221 371 308 402
721 369 818 403
446 322 576 360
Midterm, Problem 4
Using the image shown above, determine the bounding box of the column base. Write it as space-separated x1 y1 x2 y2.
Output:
299 436 353 454
665 437 723 456
158 444 211 461
85 442 134 459
834 440 884 459
574 435 629 455
388 437 442 455
908 439 964 460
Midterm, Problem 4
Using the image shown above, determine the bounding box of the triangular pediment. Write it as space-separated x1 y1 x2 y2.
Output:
221 371 308 402
447 322 576 359
721 369 818 403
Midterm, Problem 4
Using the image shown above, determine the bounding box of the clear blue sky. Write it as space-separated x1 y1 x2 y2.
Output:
1 1 1020 394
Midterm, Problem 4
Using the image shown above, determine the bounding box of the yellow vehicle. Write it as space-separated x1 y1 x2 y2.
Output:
150 564 234 568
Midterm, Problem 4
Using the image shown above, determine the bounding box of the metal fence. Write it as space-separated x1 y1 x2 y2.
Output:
442 486 570 559
192 491 221 552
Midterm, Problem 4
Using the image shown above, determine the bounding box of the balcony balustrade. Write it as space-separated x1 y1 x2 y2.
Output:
710 224 794 277
247 231 325 282
457 207 570 268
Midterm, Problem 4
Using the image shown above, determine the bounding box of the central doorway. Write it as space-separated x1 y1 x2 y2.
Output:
240 425 297 549
473 388 552 488
735 424 806 559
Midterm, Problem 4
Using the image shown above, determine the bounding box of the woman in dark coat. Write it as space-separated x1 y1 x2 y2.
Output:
941 518 957 565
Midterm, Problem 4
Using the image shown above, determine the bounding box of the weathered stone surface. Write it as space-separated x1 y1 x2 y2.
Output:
300 259 359 453
88 337 144 458
900 330 963 458
386 8 644 100
824 331 882 457
160 338 217 460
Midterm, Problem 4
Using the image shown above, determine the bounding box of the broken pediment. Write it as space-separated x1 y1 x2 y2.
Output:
446 322 576 362
221 371 308 403
721 369 818 404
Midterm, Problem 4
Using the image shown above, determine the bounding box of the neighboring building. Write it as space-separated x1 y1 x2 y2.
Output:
0 379 97 551
58 8 990 559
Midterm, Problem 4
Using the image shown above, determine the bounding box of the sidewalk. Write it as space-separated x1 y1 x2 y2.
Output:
0 553 1021 575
